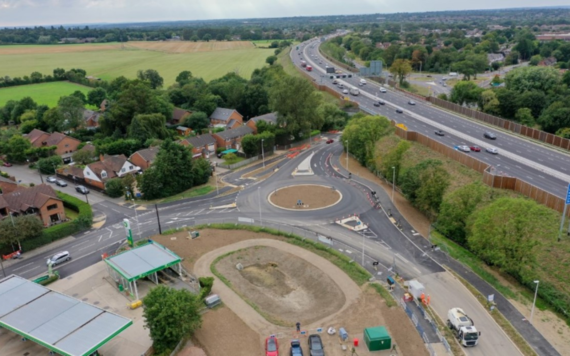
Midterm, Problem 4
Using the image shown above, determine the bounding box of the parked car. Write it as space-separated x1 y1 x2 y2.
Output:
326 139 334 144
396 108 403 113
434 130 445 136
46 251 71 266
486 147 499 154
290 339 303 356
56 179 68 187
2 162 12 167
470 146 481 152
265 336 279 356
46 176 57 183
408 100 416 105
484 132 497 140
75 185 90 194
456 145 470 152
379 87 387 93
308 334 324 356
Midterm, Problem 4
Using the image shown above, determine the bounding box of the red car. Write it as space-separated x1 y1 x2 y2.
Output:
326 139 334 144
265 336 279 356
2 162 12 167
470 146 481 152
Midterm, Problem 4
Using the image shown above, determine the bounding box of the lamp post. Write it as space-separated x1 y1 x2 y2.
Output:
530 280 540 325
391 166 396 202
261 138 265 168
345 140 349 172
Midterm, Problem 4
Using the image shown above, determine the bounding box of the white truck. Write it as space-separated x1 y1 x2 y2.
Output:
447 307 481 347
349 87 360 96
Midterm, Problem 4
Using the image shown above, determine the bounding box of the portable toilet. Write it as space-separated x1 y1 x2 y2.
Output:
364 326 391 351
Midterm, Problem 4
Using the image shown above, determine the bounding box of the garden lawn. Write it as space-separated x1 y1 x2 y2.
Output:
0 81 92 107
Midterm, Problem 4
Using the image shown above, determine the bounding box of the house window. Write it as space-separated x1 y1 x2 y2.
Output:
129 165 133 170
47 204 58 211
101 171 107 178
65 144 69 147
86 171 90 176
121 168 126 173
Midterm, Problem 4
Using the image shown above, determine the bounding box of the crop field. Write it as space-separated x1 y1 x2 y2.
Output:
0 81 92 107
0 41 274 86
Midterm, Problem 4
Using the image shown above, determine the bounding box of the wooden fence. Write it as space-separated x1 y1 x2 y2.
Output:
394 125 570 217
428 96 570 152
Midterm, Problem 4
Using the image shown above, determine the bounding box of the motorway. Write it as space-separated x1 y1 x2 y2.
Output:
293 39 570 197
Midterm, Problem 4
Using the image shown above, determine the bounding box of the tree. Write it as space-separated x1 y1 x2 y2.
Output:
468 198 558 281
6 135 32 162
30 71 43 83
128 113 170 143
183 112 210 132
450 81 483 106
57 95 84 131
137 69 164 89
505 66 560 94
190 35 199 42
269 76 323 136
11 97 37 123
37 156 63 174
175 71 193 86
72 149 94 165
139 139 194 199
318 102 348 131
241 131 275 157
389 59 412 85
191 158 212 186
71 90 87 104
53 68 65 79
379 140 411 183
529 54 542 66
0 215 43 251
556 127 570 139
105 178 125 198
515 107 535 126
143 285 202 353
400 159 450 218
202 33 212 42
563 70 570 87
341 114 393 166
538 101 570 133
266 55 277 65
479 90 500 115
87 87 107 107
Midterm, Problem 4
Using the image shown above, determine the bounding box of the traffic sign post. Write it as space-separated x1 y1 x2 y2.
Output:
558 184 570 242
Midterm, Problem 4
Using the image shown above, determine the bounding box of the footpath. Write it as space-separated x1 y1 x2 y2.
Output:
332 152 560 356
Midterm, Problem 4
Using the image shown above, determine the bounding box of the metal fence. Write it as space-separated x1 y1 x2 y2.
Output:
217 156 260 170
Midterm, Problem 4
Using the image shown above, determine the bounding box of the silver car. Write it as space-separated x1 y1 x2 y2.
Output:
47 251 71 266
46 176 57 183
486 147 499 154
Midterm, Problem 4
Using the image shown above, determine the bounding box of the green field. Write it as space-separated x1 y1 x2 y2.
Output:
0 43 275 87
0 81 92 107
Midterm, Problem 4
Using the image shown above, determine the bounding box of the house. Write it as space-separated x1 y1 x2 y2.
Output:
246 112 278 134
0 176 18 194
176 126 192 136
26 129 81 163
538 57 557 67
487 53 505 65
60 166 85 182
179 134 217 159
213 126 253 151
84 154 138 190
209 107 243 127
0 184 66 227
83 109 102 129
536 33 570 42
129 147 160 171
171 108 192 125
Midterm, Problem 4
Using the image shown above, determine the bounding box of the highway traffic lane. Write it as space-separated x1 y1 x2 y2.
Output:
419 272 524 356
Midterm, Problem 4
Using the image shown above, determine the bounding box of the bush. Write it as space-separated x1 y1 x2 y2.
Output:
105 178 125 198
37 272 60 286
199 277 214 299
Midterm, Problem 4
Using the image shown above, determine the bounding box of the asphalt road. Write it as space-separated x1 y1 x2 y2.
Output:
294 39 570 197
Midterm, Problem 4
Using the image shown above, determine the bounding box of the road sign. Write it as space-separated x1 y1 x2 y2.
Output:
566 184 570 205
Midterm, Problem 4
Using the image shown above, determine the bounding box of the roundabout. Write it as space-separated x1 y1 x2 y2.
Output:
268 184 342 211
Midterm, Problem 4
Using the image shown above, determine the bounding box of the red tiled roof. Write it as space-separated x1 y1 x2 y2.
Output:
3 184 60 213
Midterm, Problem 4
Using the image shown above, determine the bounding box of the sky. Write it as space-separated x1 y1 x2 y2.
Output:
0 0 569 27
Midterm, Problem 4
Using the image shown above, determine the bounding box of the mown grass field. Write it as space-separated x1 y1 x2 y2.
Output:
0 41 275 87
0 81 92 107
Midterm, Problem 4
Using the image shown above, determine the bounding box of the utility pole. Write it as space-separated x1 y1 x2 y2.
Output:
155 204 162 235
261 138 265 168
345 140 349 172
258 187 263 226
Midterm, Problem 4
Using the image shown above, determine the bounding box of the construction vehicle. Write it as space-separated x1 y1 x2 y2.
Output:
447 308 481 347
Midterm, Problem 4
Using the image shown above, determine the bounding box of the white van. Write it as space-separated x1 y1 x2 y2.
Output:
449 72 458 77
359 79 367 85
379 87 387 93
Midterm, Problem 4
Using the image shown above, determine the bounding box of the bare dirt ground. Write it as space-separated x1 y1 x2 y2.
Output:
215 246 346 326
156 229 427 356
269 184 341 210
127 41 255 53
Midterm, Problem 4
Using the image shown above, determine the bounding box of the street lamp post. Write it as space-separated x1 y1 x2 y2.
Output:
345 141 349 172
530 280 540 325
261 138 265 168
392 166 396 202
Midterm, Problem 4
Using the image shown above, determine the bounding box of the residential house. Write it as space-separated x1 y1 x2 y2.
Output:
26 129 81 163
84 154 138 190
179 134 217 159
246 112 278 134
538 57 557 67
83 109 102 129
0 184 66 226
171 108 192 125
176 126 192 136
0 176 18 194
209 107 243 127
59 166 85 183
213 126 253 151
536 33 570 42
487 53 505 65
129 147 160 171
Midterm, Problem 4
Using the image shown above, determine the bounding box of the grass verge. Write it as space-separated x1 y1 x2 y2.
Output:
369 283 397 308
141 183 216 205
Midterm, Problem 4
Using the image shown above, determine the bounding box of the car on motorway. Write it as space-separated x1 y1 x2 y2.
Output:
484 132 497 140
470 146 481 152
326 139 334 144
338 83 344 88
290 339 303 356
408 100 416 105
435 130 445 136
359 79 367 85
374 100 386 106
56 179 68 187
46 251 71 266
308 334 324 356
442 83 447 87
75 185 90 194
265 336 279 356
486 147 499 154
395 108 404 113
379 87 387 93
342 89 349 94
46 176 57 183
2 162 12 167
332 79 338 84
456 145 470 152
